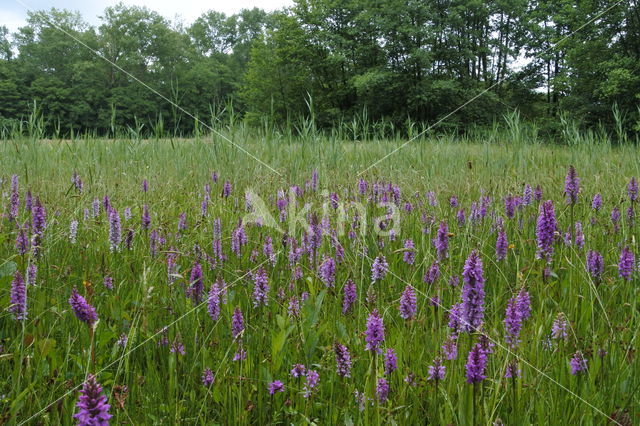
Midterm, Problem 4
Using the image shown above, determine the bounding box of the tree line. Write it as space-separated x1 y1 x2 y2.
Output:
0 0 638 138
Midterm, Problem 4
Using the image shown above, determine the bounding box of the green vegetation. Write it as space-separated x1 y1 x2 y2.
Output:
0 0 639 138
0 132 639 424
0 1 639 424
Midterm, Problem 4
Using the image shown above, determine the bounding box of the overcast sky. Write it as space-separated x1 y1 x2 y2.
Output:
1 0 294 32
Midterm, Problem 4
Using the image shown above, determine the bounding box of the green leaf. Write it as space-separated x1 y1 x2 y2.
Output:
37 338 57 358
0 260 17 278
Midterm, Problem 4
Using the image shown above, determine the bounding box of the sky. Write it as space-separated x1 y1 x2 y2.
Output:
1 0 294 33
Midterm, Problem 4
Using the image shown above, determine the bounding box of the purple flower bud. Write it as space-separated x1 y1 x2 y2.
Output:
428 357 446 381
177 212 187 233
461 250 486 333
69 287 98 326
447 302 464 334
91 199 100 218
108 209 121 252
170 336 186 355
505 362 521 379
201 195 209 217
618 246 634 281
69 220 79 243
233 348 247 361
376 378 389 403
9 175 19 221
141 204 151 230
251 267 269 307
15 223 29 255
208 281 221 321
504 195 516 219
9 271 27 320
26 263 37 286
403 239 415 265
202 368 214 386
74 374 112 425
536 200 557 262
433 221 449 259
268 380 285 395
423 261 440 285
149 229 159 257
551 313 568 340
287 297 300 318
222 181 232 198
311 169 319 192
318 256 336 288
586 250 604 280
465 343 488 384
189 262 204 304
303 370 319 398
534 185 543 201
365 309 385 353
516 288 531 320
102 196 111 213
628 177 638 202
523 184 533 206
591 193 602 211
457 209 466 226
371 255 388 282
358 179 368 195
426 190 437 206
574 222 584 249
399 285 417 320
496 228 508 261
263 236 276 265
125 228 134 250
117 333 128 348
564 166 580 205
290 364 306 378
232 307 244 339
231 225 247 257
31 197 46 236
442 335 458 360
383 348 398 375
504 295 524 347
611 208 621 232
570 351 588 375
103 275 113 290
342 279 357 314
452 209 465 229
334 343 352 378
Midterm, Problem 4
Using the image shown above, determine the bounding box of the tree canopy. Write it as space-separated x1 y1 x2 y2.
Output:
0 0 638 138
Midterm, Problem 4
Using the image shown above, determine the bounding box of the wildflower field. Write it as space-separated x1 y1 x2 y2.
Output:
1 135 639 424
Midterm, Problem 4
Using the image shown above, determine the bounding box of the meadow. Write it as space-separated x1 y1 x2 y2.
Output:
1 130 639 425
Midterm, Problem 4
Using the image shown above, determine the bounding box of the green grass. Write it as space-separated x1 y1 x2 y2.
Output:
0 133 639 424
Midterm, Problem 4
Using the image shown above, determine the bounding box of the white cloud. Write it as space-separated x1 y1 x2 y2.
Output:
127 0 293 23
1 8 30 32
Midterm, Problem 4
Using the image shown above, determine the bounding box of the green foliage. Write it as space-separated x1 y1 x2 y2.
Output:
1 135 639 423
0 1 639 138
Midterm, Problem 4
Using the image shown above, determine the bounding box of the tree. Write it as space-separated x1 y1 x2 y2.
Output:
98 4 189 131
0 1 637 137
241 12 340 125
0 26 12 60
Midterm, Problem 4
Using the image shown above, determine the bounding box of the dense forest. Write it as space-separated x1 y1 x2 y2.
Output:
0 0 639 138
